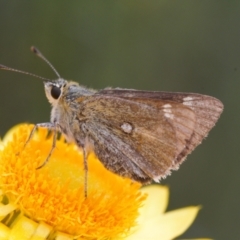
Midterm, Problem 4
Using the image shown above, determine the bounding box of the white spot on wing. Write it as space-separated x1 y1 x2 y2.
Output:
163 103 172 108
164 113 174 119
121 122 133 134
183 96 194 106
163 104 174 119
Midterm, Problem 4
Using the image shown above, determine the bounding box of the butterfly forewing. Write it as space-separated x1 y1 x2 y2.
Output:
76 89 223 183
98 89 224 165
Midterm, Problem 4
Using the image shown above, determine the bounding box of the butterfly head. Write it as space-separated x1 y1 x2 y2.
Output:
44 78 68 105
44 79 89 106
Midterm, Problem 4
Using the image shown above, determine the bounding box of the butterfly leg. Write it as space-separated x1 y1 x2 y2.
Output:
23 122 58 169
25 123 55 146
34 122 59 169
76 136 89 198
83 147 88 198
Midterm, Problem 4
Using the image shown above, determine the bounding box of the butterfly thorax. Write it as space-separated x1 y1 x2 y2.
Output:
44 78 95 143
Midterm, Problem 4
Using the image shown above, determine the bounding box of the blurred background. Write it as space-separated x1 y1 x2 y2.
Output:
0 1 238 239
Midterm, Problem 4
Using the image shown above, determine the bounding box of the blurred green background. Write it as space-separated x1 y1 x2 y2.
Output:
0 1 237 239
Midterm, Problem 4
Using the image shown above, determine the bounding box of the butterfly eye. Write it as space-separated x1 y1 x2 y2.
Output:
51 85 61 99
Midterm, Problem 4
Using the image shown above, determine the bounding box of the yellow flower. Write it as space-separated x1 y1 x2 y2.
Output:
0 124 209 240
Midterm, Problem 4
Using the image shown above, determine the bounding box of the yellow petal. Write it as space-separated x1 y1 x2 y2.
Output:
158 206 201 239
0 223 10 239
140 185 169 217
30 222 52 240
0 203 17 221
10 215 38 240
126 206 200 240
1 124 23 144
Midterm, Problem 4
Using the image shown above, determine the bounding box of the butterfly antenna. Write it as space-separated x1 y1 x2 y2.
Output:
0 64 51 81
31 46 61 78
